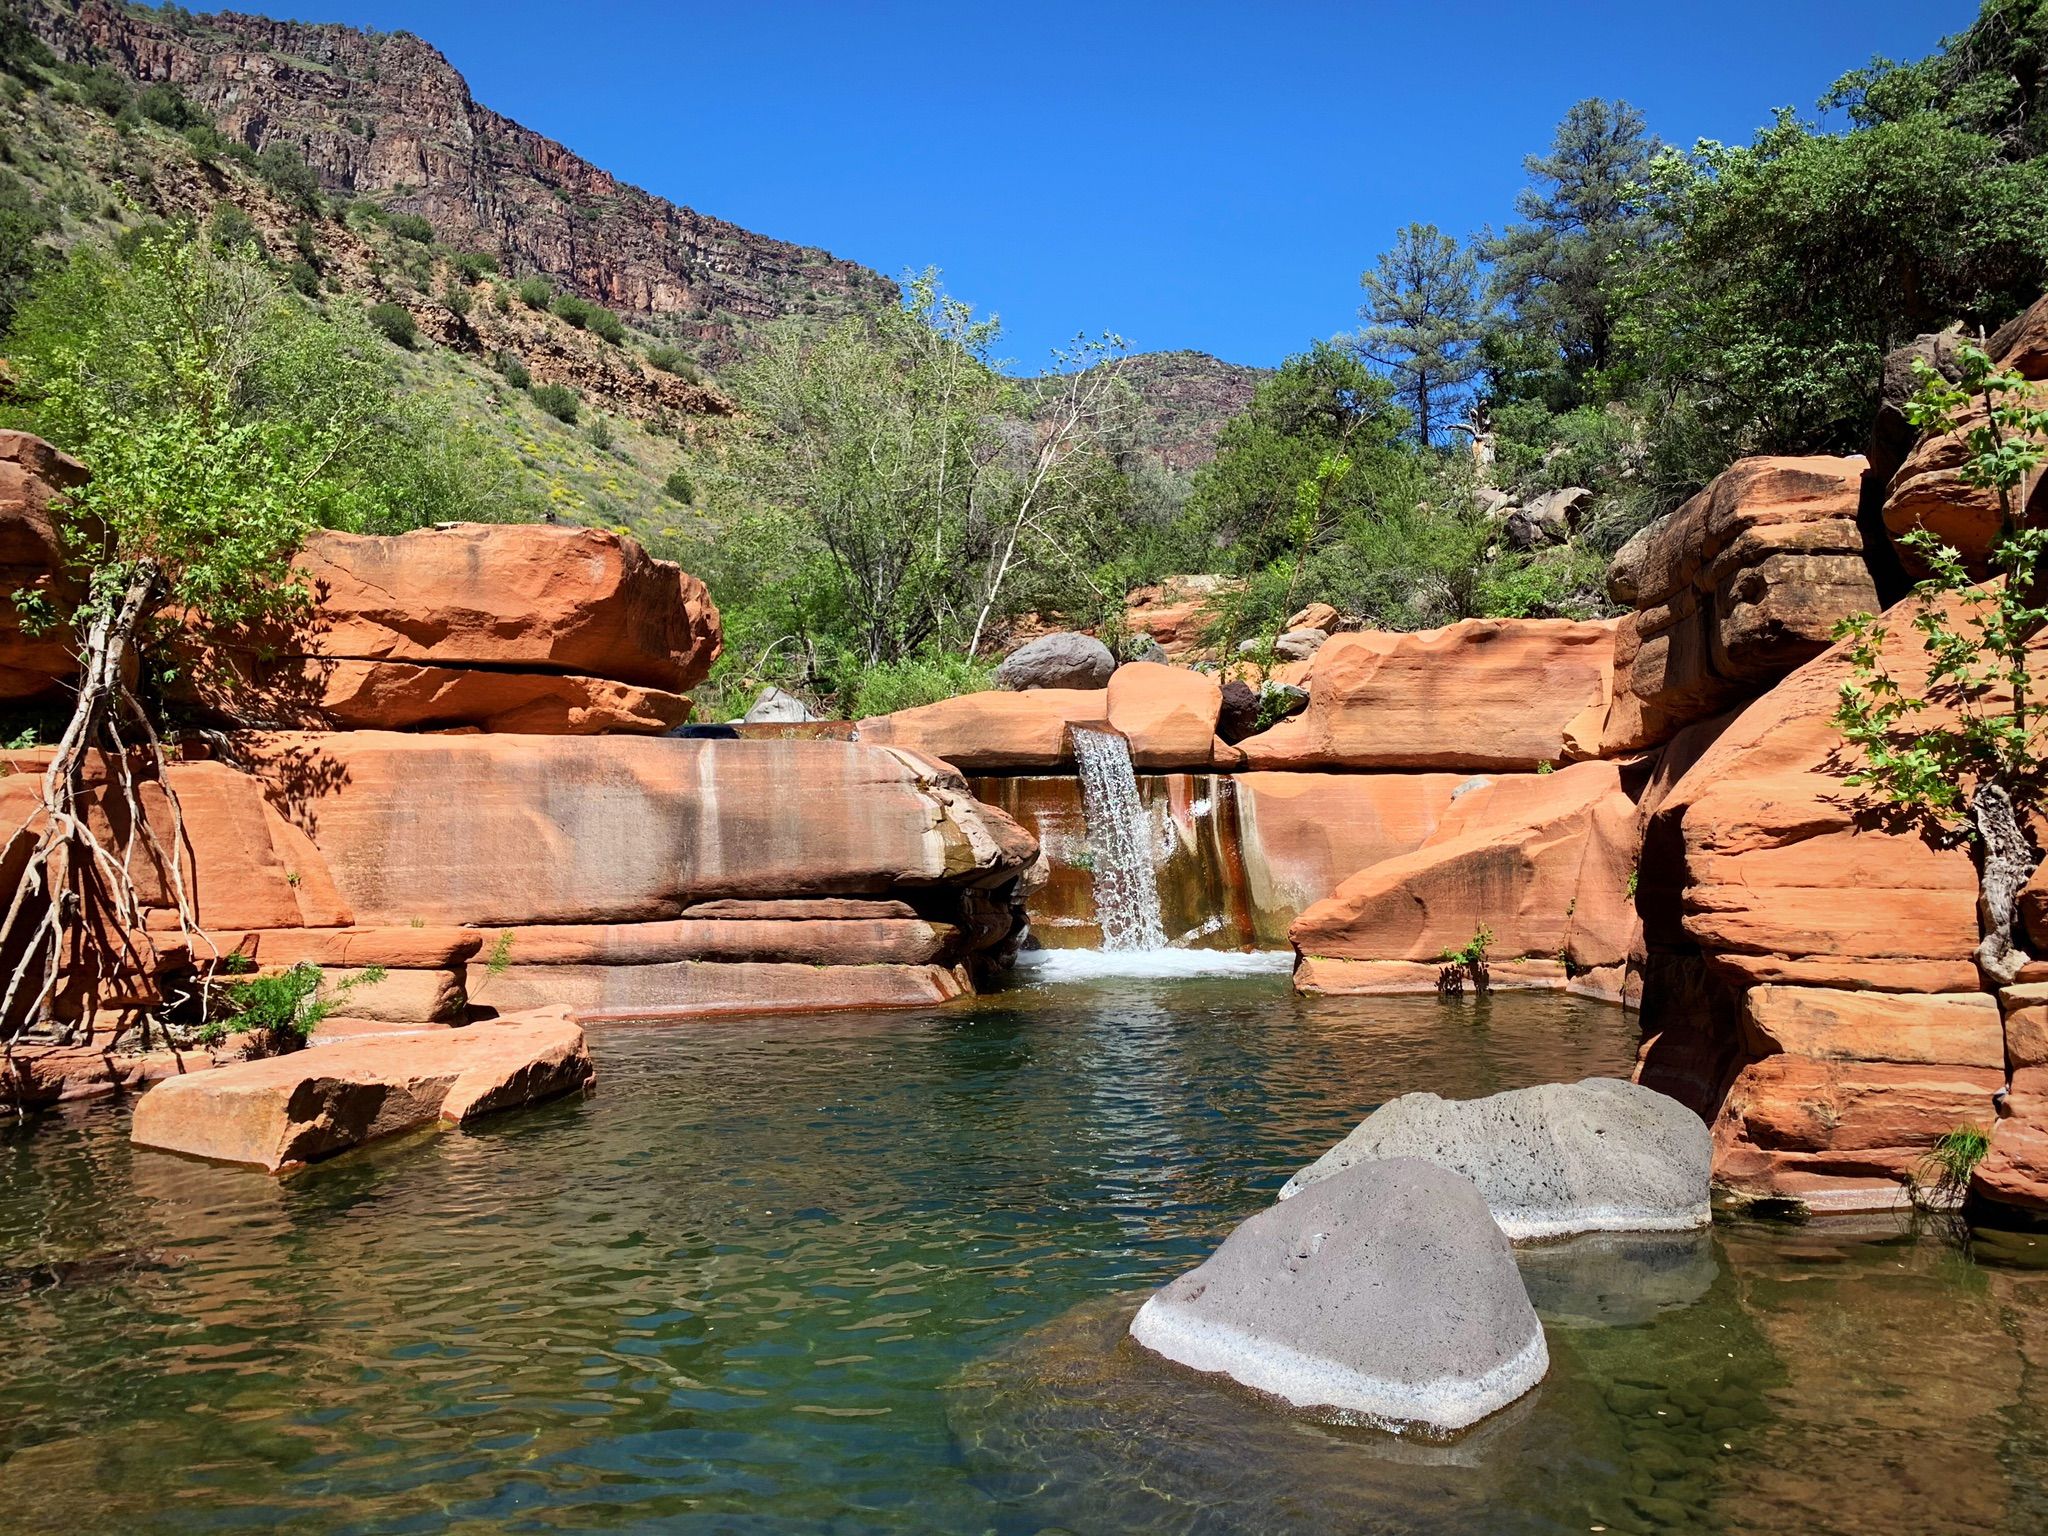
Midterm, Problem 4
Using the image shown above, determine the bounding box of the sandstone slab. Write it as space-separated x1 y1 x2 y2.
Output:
1105 661 1236 770
1235 618 1618 772
857 690 1106 772
468 959 968 1018
1129 1158 1547 1433
1740 986 2004 1069
1278 1078 1712 1240
129 1011 593 1171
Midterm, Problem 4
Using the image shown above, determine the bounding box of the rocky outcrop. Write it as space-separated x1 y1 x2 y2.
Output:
1121 576 1238 661
1598 457 1878 754
1882 293 2048 573
995 632 1115 691
201 524 722 734
129 1008 594 1171
1129 1158 1548 1432
1290 760 1639 999
1234 619 1618 772
1278 1078 1712 1240
1633 592 2006 1210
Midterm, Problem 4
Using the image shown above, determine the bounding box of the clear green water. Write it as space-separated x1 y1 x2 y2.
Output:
2 960 2045 1535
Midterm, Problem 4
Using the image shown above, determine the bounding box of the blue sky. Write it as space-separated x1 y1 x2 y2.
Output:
245 1 1977 368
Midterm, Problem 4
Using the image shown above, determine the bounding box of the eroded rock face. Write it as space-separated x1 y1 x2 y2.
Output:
1599 456 1877 754
1236 619 1618 772
1277 1078 1713 1240
128 1009 593 1171
1129 1158 1547 1433
995 632 1116 691
1289 760 1639 981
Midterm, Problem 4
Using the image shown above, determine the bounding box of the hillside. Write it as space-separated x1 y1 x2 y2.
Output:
1109 350 1265 471
22 0 895 365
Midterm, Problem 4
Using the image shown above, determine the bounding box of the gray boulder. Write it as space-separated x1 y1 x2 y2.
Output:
1129 1157 1548 1433
739 686 818 724
996 632 1116 691
1279 1077 1711 1241
1272 627 1327 661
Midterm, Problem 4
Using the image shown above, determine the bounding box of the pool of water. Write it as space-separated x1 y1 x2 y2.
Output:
1 963 2045 1534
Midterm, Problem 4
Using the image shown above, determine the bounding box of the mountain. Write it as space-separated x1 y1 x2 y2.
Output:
24 0 895 363
1110 351 1266 472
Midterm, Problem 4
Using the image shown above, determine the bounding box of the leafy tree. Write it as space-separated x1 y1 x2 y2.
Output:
0 0 53 76
1357 222 1484 446
712 270 1131 673
0 236 448 1035
0 169 53 334
1485 98 1663 409
1832 343 2047 981
253 142 322 213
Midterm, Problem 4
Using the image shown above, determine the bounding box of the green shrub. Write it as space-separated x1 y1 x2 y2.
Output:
587 305 626 345
450 250 498 282
206 201 259 253
846 652 997 719
181 121 235 162
285 258 319 298
366 300 417 348
551 292 592 328
663 466 695 503
516 274 551 308
587 414 613 451
198 961 389 1048
253 141 321 212
386 209 433 242
440 276 471 320
137 81 203 130
74 66 132 118
647 343 693 375
495 351 531 390
531 380 580 423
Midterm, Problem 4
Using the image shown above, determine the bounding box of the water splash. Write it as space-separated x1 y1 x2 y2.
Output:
1070 725 1168 951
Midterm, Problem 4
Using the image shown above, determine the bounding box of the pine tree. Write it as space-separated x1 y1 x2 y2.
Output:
1356 223 1483 447
1485 98 1662 401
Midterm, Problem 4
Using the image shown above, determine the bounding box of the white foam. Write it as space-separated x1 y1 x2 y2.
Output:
1011 949 1296 983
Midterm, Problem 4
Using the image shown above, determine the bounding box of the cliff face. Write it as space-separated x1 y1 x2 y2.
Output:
28 0 897 361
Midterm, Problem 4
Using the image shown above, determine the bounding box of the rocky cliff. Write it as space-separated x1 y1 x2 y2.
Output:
25 0 896 362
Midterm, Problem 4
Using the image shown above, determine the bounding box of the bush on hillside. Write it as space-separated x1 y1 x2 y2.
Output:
551 292 592 328
516 275 551 308
495 351 531 390
254 141 322 213
366 300 417 348
137 81 204 130
531 381 580 423
663 467 694 503
207 202 259 254
386 209 434 243
648 344 701 381
587 305 627 345
450 250 498 282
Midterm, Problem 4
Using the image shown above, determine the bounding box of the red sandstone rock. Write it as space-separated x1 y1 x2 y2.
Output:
203 927 483 970
242 733 1036 929
128 1010 593 1170
472 917 956 967
1122 576 1237 660
1104 663 1239 770
293 523 720 690
1232 772 1468 925
1235 619 1618 772
1598 457 1876 753
1293 956 1573 996
1740 986 2004 1069
2003 984 2048 1070
469 959 968 1018
856 689 1106 771
245 657 694 735
1975 1068 2048 1210
314 966 467 1024
0 432 88 701
1290 761 1638 976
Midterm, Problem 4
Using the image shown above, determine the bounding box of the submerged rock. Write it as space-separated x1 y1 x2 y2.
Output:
1129 1157 1548 1433
129 1009 594 1172
1279 1077 1711 1240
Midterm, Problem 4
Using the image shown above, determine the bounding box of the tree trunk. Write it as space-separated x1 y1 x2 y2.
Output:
1972 781 2036 986
0 559 208 1063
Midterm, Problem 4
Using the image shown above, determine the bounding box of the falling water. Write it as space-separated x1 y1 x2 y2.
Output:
1069 725 1168 951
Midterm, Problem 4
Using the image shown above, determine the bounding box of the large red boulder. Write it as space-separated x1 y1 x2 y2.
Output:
1599 456 1878 754
1235 618 1618 772
1289 760 1639 992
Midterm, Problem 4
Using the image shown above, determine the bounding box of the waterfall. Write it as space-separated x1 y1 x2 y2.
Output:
1070 725 1168 951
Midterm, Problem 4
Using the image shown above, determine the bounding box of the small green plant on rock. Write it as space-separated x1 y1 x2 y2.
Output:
1436 924 1493 999
1911 1123 1992 1236
1831 343 2048 983
197 962 387 1052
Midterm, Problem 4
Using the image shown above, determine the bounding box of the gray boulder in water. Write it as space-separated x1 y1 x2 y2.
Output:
1279 1077 1711 1241
995 632 1115 690
1129 1157 1548 1433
